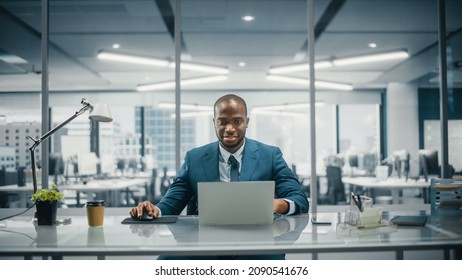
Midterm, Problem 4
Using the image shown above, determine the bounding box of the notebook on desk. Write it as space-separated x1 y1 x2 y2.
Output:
197 181 275 226
391 215 427 226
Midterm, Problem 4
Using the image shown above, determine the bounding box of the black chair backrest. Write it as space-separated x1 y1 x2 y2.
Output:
325 166 346 204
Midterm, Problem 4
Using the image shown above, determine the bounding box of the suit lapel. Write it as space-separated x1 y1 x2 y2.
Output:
240 139 258 181
201 142 220 181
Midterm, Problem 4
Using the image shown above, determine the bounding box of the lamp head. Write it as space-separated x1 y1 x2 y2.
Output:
81 98 113 122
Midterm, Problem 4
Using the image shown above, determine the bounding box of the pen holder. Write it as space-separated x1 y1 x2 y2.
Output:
346 195 377 227
357 207 383 228
349 195 373 212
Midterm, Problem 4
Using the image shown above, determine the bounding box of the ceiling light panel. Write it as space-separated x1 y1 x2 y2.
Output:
137 75 228 92
333 49 409 66
0 53 28 64
170 62 229 74
97 50 170 67
268 61 333 74
158 103 212 111
266 74 353 91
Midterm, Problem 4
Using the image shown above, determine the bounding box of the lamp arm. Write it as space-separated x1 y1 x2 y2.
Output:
29 102 92 193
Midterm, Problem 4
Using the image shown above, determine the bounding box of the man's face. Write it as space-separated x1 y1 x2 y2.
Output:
213 100 249 153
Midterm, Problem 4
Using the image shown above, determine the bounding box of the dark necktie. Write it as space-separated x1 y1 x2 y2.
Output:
228 155 239 181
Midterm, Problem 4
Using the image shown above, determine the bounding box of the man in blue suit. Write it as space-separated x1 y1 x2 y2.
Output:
130 94 309 259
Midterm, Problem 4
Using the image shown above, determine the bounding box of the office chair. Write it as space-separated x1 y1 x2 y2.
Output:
160 167 172 196
323 166 347 205
291 164 310 196
0 192 9 208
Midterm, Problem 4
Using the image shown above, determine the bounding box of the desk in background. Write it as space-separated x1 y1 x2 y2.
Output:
0 177 149 208
0 207 460 260
342 176 430 204
63 178 149 207
0 184 34 208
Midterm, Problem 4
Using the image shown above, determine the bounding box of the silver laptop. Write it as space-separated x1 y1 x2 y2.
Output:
197 181 275 226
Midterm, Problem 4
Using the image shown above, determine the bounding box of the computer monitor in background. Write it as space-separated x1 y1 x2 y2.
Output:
402 152 410 180
49 153 64 184
391 150 410 179
77 152 98 177
99 154 116 176
326 154 344 168
362 153 377 175
393 154 402 178
348 155 359 168
419 149 439 182
347 154 360 175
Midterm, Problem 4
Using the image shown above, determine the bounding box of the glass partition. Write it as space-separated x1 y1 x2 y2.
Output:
1 0 461 207
443 0 462 176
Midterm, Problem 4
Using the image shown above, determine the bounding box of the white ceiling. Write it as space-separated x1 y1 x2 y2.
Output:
0 0 461 97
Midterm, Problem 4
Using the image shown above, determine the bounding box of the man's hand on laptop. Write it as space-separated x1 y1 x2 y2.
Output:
129 201 159 220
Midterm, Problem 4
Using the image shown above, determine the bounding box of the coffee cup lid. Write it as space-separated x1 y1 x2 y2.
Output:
86 200 105 206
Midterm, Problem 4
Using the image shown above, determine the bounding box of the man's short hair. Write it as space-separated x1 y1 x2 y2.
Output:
214 94 248 117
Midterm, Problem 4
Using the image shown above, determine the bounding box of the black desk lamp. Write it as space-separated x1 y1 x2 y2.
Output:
29 98 113 193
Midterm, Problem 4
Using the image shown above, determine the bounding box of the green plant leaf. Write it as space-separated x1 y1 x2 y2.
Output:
31 184 64 202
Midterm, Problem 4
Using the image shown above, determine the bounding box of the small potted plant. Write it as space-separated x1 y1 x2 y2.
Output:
31 184 64 225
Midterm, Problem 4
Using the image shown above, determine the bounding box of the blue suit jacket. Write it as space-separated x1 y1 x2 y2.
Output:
157 138 309 215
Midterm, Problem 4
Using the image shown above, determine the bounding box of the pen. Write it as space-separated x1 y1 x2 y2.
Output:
351 192 362 212
357 194 363 212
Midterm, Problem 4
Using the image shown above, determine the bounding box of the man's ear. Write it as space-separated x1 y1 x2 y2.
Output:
212 118 216 127
246 117 250 127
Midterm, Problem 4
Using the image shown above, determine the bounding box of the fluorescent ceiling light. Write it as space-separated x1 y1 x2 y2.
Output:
181 75 228 86
98 50 229 74
251 110 306 117
97 50 169 67
332 49 409 66
137 75 228 91
253 102 325 111
266 74 308 85
252 102 326 117
268 50 409 74
315 80 354 91
170 111 213 118
158 102 212 111
0 53 28 64
268 61 333 74
170 61 229 74
266 74 353 91
138 81 174 91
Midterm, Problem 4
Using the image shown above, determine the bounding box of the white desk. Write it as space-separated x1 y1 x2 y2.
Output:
342 177 430 204
0 185 34 208
0 178 149 208
0 207 460 260
63 178 149 206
